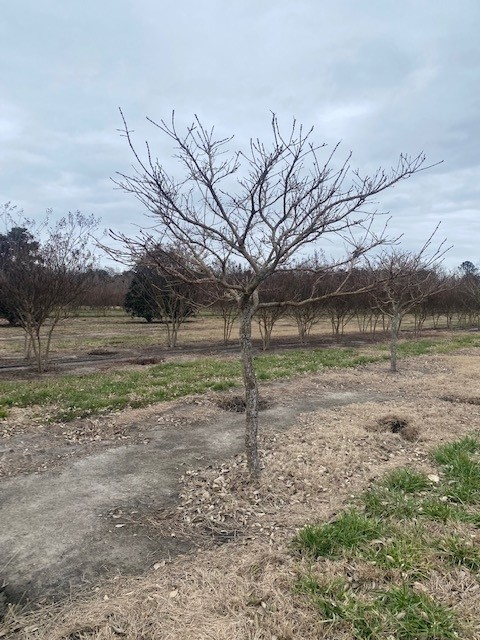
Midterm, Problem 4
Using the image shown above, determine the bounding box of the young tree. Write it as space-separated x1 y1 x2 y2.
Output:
367 234 449 373
256 272 288 350
211 293 239 344
0 208 98 372
113 111 433 476
125 248 198 346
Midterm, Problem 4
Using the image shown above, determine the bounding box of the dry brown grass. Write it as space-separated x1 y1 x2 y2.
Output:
3 350 480 639
0 308 456 362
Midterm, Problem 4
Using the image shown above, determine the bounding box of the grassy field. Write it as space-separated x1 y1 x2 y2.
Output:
0 332 479 422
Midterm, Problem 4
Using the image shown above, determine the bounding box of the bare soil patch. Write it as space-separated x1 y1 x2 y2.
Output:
1 349 480 639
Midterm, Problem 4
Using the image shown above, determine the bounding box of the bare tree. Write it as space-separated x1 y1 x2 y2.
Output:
212 294 239 344
80 268 130 314
125 248 199 346
112 110 434 476
256 272 288 350
0 209 98 372
367 231 449 373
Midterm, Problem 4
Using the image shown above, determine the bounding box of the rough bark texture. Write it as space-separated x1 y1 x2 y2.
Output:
239 293 260 477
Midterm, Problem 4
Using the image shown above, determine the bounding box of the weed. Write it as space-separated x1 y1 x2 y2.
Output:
360 528 429 573
296 576 349 621
0 348 383 421
420 497 467 524
433 438 480 505
294 438 480 638
383 468 433 493
379 582 458 639
361 486 422 520
438 536 480 571
433 437 480 466
293 509 385 558
297 577 459 639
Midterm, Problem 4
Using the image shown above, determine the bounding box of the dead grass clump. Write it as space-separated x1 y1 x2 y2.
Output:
368 414 420 442
216 394 271 413
4 545 329 640
441 394 480 407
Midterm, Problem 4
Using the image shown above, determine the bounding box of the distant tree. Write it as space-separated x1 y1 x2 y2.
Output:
325 272 358 340
459 260 478 277
79 268 130 313
211 294 239 344
0 224 41 325
281 259 327 344
125 248 198 346
256 272 288 350
0 206 98 372
457 263 480 328
124 265 162 323
367 233 449 373
112 110 433 476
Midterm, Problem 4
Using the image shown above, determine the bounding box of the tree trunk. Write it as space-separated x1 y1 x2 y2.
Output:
296 318 307 344
222 311 237 344
239 292 260 478
390 306 401 373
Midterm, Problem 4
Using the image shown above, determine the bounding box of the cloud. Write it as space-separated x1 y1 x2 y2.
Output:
0 0 478 269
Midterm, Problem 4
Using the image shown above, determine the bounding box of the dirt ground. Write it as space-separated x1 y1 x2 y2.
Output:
1 348 480 638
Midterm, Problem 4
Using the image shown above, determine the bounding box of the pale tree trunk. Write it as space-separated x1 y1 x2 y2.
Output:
44 313 61 366
24 334 33 361
165 322 177 347
390 305 401 373
239 292 260 477
258 316 274 350
296 318 307 344
27 329 44 373
222 311 237 344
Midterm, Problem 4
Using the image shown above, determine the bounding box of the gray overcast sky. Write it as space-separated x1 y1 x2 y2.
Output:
1 0 479 268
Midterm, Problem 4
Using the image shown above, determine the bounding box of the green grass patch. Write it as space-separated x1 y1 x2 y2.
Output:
433 436 480 505
295 436 480 638
0 331 479 421
382 467 433 493
378 583 458 639
0 358 241 421
254 347 385 381
434 436 480 466
438 535 480 571
297 576 459 639
360 527 430 573
361 486 425 520
376 332 480 358
296 576 351 622
0 347 385 421
292 509 385 558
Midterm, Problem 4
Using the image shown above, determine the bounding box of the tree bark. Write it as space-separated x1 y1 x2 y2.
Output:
239 292 260 477
390 306 400 373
